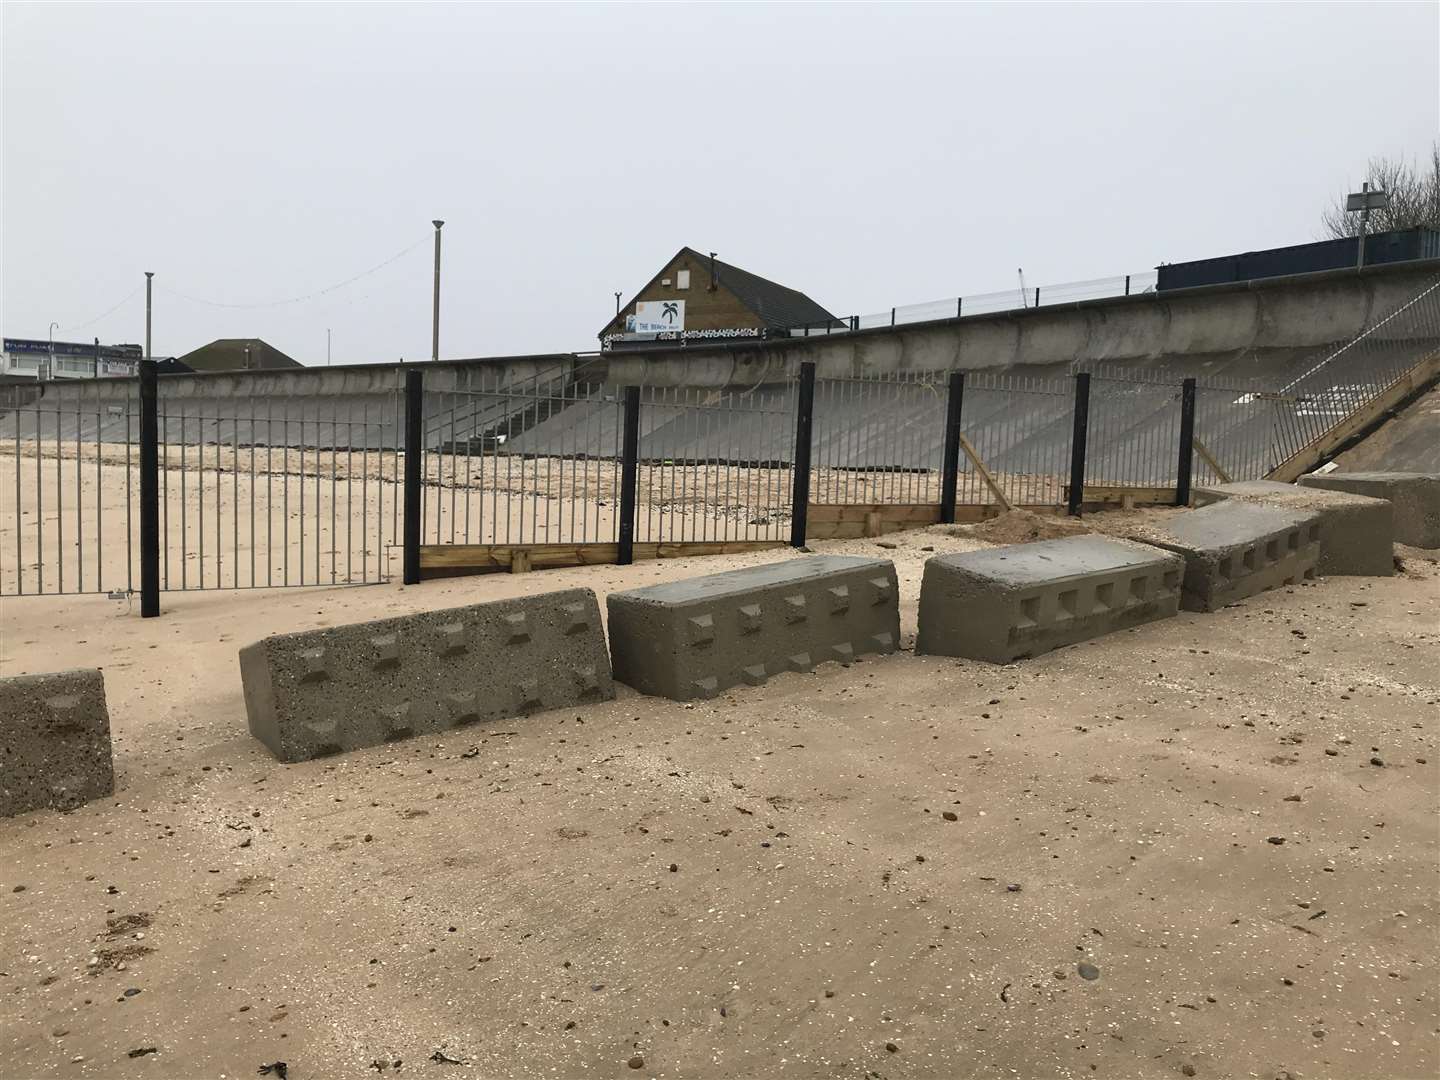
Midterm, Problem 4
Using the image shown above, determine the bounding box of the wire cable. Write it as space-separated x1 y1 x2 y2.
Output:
158 234 432 310
62 284 145 332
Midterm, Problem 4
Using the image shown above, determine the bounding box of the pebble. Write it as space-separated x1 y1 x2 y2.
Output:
1370 756 1384 767
11 885 24 893
123 987 141 997
1077 962 1100 981
885 1042 898 1053
627 1054 645 1069
1266 836 1286 845
941 811 958 822
1005 883 1022 893
1181 1066 1197 1077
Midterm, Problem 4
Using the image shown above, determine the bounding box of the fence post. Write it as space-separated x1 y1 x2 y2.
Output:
789 361 816 547
939 371 965 524
617 385 641 565
138 360 160 617
402 369 423 585
956 296 963 318
1124 274 1131 297
1176 377 1197 506
1067 372 1091 517
1034 286 1041 308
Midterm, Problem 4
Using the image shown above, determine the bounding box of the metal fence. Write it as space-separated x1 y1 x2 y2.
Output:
784 271 1163 337
5 272 1437 612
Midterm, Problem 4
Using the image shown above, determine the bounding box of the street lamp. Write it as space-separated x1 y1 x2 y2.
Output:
1345 182 1390 269
431 220 444 362
615 291 622 315
47 321 59 381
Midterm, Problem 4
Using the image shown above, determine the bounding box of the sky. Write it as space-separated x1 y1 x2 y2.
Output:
3 2 1437 365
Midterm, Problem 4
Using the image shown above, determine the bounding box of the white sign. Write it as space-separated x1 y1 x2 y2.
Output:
634 300 685 333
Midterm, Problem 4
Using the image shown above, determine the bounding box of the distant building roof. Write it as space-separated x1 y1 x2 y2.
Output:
599 247 839 341
686 248 837 329
175 338 303 373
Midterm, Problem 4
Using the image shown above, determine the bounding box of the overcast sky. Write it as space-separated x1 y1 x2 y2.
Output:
3 2 1437 364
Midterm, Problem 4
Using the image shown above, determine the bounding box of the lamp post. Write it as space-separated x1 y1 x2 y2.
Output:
47 321 59 381
144 272 154 360
1345 182 1390 269
327 328 332 366
615 292 622 315
431 220 444 361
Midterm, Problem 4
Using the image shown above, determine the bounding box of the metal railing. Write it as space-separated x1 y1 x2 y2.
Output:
5 272 1437 612
784 271 1162 338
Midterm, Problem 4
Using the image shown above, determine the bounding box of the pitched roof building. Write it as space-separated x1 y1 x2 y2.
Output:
174 338 303 373
600 247 840 347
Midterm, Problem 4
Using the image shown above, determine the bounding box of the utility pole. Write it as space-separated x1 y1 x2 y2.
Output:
1357 181 1371 269
1346 181 1390 270
144 272 154 360
431 220 444 361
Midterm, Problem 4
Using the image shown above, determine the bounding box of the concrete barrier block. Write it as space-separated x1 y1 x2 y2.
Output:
1196 480 1394 576
239 588 614 763
1141 501 1320 612
915 536 1184 663
1298 472 1439 549
1 669 114 817
606 555 900 701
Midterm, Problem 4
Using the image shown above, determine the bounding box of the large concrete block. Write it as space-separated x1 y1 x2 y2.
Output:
915 536 1184 663
1140 501 1320 612
606 556 900 701
1 669 114 817
1298 472 1440 549
1196 480 1393 576
239 589 614 763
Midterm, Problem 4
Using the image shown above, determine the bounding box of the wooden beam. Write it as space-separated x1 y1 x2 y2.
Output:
1267 350 1440 482
804 502 943 540
1191 437 1231 484
1062 484 1177 505
417 540 787 579
956 433 1013 511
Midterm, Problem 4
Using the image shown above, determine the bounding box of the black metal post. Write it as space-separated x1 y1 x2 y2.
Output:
1034 286 1040 308
138 360 160 617
956 296 963 318
939 371 965 524
1124 274 1131 296
1176 377 1197 506
1067 372 1091 517
402 369 423 584
850 315 859 332
617 386 641 565
789 361 816 547
890 307 896 327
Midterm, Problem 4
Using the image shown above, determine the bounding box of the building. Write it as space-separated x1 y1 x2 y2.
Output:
1 338 142 381
1156 226 1440 291
599 247 840 349
173 338 303 373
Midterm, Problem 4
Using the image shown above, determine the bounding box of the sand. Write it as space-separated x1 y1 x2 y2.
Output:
1 516 1437 1079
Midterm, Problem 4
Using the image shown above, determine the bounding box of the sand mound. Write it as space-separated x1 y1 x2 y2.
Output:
965 508 1090 545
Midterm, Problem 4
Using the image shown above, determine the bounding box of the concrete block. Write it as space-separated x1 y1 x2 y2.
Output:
915 535 1184 663
1298 472 1440 549
1141 501 1320 612
239 588 613 763
1 669 114 817
1196 480 1393 576
606 555 900 701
